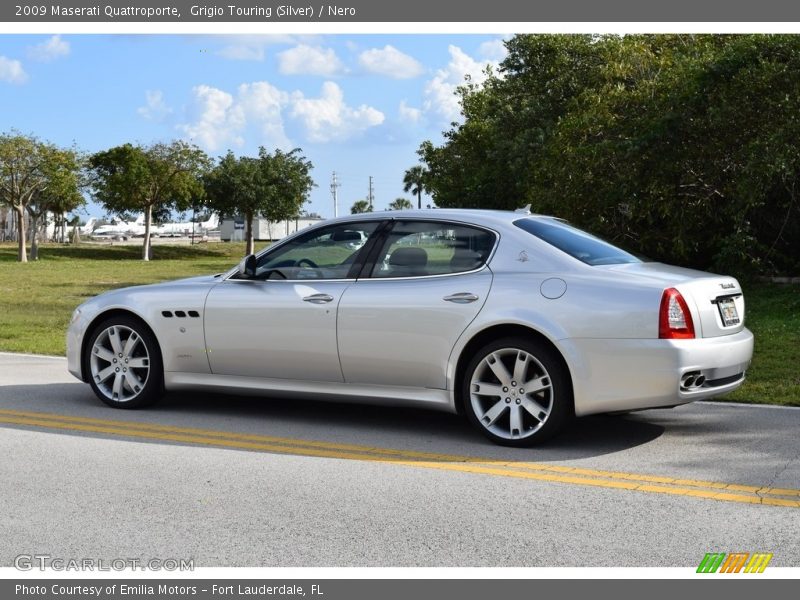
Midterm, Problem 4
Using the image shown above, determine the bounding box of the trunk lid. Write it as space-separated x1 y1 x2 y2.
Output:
596 262 745 338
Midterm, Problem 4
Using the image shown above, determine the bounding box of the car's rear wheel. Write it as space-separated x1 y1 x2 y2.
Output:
86 315 163 409
462 337 571 447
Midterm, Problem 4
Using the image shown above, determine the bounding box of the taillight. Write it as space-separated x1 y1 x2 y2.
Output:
659 287 695 339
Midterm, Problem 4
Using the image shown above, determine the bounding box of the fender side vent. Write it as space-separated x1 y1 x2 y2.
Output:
161 311 173 318
174 310 187 318
188 310 200 318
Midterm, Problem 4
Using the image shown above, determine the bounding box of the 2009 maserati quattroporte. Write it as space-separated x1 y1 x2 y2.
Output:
67 209 754 446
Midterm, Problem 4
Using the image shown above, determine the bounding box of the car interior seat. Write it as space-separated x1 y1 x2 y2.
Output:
387 247 429 277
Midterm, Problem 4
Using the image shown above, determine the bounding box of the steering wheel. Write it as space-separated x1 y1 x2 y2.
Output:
296 258 319 269
294 258 324 279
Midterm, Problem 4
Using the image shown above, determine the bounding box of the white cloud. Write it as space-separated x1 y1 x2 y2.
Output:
398 100 422 124
358 45 424 79
137 90 172 121
235 82 290 147
218 45 265 61
290 81 384 143
179 85 240 151
278 44 344 76
216 35 320 61
0 56 27 84
478 38 508 61
423 45 500 123
27 35 70 62
179 82 289 151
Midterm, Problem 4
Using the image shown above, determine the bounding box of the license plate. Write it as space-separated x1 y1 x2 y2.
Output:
717 297 740 326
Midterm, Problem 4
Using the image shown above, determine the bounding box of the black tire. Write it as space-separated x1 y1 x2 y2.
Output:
85 315 163 409
461 336 572 447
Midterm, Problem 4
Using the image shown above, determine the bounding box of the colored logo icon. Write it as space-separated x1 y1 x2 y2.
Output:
697 552 773 573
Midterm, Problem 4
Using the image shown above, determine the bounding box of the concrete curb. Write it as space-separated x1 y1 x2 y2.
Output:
0 351 67 360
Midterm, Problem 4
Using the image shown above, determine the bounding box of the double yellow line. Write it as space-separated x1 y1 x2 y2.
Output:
1 408 798 508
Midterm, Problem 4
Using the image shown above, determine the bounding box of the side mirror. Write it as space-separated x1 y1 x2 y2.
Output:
237 254 257 279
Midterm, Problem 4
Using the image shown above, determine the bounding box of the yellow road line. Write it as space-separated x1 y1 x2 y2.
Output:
0 408 798 508
3 407 798 498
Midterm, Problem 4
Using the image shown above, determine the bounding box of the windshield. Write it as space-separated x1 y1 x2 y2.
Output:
514 218 642 266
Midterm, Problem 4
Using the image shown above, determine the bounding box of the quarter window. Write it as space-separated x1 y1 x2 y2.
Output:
370 221 495 278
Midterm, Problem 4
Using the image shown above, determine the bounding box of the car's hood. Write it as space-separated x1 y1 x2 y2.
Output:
79 273 222 309
119 273 224 292
166 274 225 285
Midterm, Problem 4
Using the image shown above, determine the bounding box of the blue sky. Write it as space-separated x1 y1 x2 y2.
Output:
0 34 508 219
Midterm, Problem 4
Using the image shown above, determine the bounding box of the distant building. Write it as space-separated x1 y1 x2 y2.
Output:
220 215 324 242
0 208 70 243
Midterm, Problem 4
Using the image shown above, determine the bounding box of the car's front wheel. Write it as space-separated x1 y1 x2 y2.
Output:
85 315 163 409
462 337 572 447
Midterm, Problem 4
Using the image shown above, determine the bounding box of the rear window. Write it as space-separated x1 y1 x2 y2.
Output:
513 218 641 266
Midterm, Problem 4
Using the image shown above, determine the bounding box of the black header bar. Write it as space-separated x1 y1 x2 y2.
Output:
4 0 800 23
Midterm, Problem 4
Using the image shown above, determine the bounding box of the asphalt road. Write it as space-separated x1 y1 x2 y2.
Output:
0 352 798 568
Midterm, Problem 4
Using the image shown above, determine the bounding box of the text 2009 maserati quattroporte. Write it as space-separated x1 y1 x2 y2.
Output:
67 209 753 446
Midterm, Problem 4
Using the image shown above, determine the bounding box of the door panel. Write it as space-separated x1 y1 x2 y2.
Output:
204 280 349 381
337 269 493 389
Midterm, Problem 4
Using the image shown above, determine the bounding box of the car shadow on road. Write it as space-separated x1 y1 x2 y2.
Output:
0 382 667 461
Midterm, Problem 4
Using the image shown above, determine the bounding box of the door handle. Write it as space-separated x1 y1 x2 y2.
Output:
303 293 334 304
443 292 479 304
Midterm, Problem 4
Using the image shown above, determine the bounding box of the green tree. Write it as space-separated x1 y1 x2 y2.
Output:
388 197 414 211
419 35 601 210
402 165 429 209
26 147 85 259
204 152 259 255
0 132 81 262
419 34 800 276
256 147 315 243
89 141 210 261
350 199 372 214
205 147 314 255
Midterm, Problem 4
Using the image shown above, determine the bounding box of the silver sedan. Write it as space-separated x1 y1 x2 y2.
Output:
67 209 754 446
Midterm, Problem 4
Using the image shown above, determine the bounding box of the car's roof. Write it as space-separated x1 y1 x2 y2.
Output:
322 208 556 228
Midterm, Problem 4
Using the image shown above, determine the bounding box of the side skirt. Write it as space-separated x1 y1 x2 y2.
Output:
164 372 457 413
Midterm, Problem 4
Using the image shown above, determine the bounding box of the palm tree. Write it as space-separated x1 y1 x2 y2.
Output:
350 199 373 214
388 197 413 211
403 165 429 209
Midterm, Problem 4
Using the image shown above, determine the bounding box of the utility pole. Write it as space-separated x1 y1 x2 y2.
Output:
368 176 374 210
330 172 341 218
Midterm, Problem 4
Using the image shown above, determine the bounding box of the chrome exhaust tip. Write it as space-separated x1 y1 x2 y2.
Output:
680 371 704 389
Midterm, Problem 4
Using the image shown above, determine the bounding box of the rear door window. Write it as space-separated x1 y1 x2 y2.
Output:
370 221 496 278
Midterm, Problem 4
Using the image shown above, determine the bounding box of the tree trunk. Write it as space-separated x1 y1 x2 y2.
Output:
29 214 39 261
417 189 422 209
245 210 254 256
15 207 27 263
142 205 152 261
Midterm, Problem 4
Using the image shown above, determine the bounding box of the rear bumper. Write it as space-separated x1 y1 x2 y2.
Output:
560 328 754 416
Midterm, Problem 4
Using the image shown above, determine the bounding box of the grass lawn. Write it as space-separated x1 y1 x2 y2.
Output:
725 282 800 407
0 241 256 356
0 242 797 407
